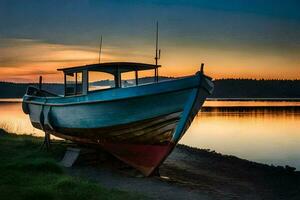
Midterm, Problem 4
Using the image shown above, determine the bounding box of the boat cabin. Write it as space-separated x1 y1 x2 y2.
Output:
57 62 161 96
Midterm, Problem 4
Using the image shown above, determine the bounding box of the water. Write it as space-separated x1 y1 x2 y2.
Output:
181 101 300 169
0 102 43 136
1 100 300 169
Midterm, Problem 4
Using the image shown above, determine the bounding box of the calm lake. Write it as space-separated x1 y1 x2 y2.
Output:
1 100 300 169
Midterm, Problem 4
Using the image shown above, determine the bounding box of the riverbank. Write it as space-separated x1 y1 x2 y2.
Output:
0 129 144 200
1 130 300 200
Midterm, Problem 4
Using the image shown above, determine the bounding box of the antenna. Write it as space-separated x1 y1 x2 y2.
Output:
155 21 160 66
98 35 103 63
154 21 160 82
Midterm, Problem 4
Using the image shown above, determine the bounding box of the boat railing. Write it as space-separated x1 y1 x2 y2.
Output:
25 86 59 97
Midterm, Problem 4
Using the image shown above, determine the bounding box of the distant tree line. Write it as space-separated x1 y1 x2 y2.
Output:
0 79 300 98
211 79 300 98
0 82 64 98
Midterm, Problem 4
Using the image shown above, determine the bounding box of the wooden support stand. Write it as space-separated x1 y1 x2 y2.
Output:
59 147 81 167
41 132 51 150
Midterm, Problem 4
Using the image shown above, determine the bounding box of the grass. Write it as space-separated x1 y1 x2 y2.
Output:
0 129 145 200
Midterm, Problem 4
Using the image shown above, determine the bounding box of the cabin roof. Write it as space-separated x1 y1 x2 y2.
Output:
57 62 161 74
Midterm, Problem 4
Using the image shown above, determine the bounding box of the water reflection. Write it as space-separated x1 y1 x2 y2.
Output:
204 100 300 107
181 106 300 169
0 102 43 136
0 101 300 169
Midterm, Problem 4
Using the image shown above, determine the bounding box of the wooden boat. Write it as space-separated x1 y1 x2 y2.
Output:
22 62 213 176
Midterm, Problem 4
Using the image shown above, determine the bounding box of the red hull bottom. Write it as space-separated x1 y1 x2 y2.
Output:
47 131 176 176
99 142 175 176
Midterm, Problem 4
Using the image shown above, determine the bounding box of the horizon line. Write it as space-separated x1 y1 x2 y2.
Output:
1 77 300 84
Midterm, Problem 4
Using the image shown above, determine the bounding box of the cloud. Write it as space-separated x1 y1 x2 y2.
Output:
0 38 156 82
0 38 97 66
0 38 100 82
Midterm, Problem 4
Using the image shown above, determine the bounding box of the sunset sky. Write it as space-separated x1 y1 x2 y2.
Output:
0 0 300 82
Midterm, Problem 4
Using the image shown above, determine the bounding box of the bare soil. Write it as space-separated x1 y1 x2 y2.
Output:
66 144 300 200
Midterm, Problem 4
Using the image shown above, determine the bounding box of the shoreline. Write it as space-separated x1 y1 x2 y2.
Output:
207 98 300 102
2 97 300 102
0 130 144 200
1 130 300 199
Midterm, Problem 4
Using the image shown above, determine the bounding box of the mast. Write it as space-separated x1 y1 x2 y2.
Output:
155 22 159 66
98 35 103 63
154 21 160 82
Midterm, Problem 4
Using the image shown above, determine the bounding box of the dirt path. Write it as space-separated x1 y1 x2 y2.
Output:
68 166 213 200
65 145 300 200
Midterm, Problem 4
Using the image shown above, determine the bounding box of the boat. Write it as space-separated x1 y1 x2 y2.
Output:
22 23 213 175
22 61 213 176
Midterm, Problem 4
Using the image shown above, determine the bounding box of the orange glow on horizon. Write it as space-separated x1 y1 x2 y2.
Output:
0 39 299 82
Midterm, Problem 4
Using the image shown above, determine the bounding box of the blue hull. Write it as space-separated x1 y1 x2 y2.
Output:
23 73 213 175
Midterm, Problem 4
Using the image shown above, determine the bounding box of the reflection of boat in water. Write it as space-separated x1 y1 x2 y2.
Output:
22 62 213 176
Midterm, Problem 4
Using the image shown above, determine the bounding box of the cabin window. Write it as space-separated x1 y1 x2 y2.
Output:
137 70 155 85
121 71 136 88
65 72 83 96
88 71 115 91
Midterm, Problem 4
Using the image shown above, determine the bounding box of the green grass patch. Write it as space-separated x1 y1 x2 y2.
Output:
0 129 145 200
